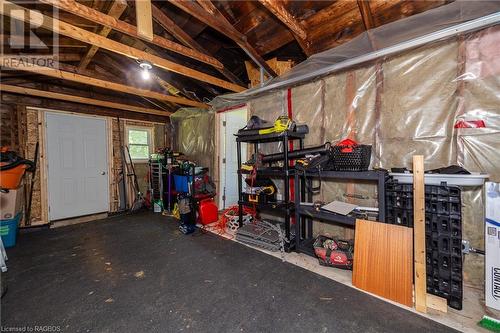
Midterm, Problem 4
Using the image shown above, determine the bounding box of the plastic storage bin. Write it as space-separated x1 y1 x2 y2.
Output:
174 175 193 193
0 213 20 248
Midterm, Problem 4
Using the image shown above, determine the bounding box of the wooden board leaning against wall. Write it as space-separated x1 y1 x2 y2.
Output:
3 105 168 226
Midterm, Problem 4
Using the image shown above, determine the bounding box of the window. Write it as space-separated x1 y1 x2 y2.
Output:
126 126 152 161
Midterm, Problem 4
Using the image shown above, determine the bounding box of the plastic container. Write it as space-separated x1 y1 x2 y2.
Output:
0 212 20 248
0 163 27 189
389 172 489 186
198 199 218 225
331 139 371 171
173 175 193 193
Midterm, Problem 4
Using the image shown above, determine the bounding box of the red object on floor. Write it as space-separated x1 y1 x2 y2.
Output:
198 199 218 225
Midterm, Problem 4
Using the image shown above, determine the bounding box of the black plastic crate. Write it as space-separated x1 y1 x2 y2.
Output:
385 178 463 310
331 144 371 171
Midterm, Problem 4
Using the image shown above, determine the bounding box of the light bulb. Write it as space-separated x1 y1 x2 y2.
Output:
141 67 150 80
139 61 152 80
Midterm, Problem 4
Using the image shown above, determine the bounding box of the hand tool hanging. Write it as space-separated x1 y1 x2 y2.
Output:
25 142 39 226
125 145 144 212
117 118 128 211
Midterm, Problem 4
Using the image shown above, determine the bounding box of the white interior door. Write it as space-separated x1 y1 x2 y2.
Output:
45 112 109 220
219 108 247 209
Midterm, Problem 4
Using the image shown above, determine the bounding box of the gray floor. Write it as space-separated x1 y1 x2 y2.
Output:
1 212 459 333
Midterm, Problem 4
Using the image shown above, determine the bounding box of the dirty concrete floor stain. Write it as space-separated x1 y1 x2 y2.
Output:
1 212 459 333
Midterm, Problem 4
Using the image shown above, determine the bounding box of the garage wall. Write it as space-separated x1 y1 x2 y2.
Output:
241 26 500 288
170 108 216 175
5 110 167 224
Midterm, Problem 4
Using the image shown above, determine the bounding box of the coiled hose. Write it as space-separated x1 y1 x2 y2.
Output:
0 150 35 172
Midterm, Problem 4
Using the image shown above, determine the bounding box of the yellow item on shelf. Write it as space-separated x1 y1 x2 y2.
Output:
258 116 292 135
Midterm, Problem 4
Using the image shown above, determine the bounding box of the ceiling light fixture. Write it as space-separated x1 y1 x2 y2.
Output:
139 61 152 80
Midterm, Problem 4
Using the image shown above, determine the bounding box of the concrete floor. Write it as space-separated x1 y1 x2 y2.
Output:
1 212 459 333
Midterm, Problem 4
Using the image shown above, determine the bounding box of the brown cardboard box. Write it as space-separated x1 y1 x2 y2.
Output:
0 186 24 220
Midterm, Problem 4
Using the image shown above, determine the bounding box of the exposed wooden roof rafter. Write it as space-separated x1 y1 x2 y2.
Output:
1 0 245 92
257 0 307 40
38 0 222 69
357 0 376 30
0 59 208 108
168 0 277 77
151 4 244 86
0 84 172 116
78 0 127 71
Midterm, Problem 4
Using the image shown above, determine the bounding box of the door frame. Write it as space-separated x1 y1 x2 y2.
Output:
28 107 114 224
215 105 248 210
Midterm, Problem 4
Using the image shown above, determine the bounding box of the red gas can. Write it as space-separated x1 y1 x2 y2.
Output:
198 199 218 225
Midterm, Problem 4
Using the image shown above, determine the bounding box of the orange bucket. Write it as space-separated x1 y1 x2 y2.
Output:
0 163 28 189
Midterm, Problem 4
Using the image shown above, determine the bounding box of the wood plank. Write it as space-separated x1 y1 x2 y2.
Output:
413 155 427 313
0 62 208 108
169 0 277 77
151 4 243 85
353 219 413 307
357 0 376 30
257 0 307 39
245 57 293 87
56 53 85 62
78 0 127 71
38 0 223 69
135 0 153 41
37 110 49 225
2 94 168 123
426 293 448 313
1 1 246 92
0 84 172 116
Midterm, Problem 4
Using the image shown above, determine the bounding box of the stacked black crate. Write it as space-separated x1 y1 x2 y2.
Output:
385 178 463 310
424 185 463 310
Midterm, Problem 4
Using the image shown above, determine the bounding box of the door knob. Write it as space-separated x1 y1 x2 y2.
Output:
101 171 106 175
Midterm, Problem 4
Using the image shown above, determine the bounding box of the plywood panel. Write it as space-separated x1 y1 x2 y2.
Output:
352 219 413 307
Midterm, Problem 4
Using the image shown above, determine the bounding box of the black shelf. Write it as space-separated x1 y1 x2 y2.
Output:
294 169 387 258
236 131 305 143
298 206 356 226
236 129 305 249
302 170 384 181
240 200 294 212
238 168 296 177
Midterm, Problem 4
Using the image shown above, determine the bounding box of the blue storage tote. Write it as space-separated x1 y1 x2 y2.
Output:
0 212 20 248
174 175 193 193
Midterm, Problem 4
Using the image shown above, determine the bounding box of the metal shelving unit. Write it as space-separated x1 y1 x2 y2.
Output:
293 170 387 256
149 159 166 209
236 131 306 250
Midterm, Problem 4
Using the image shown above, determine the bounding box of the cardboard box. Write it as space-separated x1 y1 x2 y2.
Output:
485 182 500 311
0 186 24 220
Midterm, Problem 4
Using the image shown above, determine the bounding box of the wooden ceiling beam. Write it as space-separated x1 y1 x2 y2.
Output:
169 0 277 77
38 0 223 69
56 53 85 62
135 0 153 41
357 0 375 30
1 93 169 122
78 0 127 71
1 0 244 92
256 0 311 56
0 59 208 108
151 4 243 86
0 84 172 116
257 0 307 40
